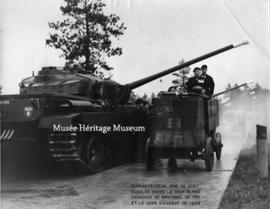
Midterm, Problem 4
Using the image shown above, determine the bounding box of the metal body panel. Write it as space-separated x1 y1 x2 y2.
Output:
207 98 219 131
150 95 207 150
1 121 40 141
80 112 133 126
151 129 205 149
0 96 43 122
38 113 80 129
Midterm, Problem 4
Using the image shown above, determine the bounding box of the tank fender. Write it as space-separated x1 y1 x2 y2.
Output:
38 113 80 129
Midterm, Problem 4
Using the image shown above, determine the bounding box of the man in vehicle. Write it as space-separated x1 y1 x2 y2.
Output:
186 67 206 95
201 64 215 96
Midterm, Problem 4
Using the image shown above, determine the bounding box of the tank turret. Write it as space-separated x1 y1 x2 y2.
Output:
19 66 103 96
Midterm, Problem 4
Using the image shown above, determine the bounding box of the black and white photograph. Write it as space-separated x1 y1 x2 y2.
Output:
0 0 269 209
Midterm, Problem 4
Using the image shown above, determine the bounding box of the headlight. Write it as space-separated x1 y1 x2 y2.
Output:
24 106 33 118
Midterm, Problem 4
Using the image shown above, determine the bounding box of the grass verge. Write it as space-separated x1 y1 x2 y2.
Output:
218 145 270 209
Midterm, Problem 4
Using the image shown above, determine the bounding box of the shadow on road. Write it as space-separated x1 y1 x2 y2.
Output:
1 150 78 183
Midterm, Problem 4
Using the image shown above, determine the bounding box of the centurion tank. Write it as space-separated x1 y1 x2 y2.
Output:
0 41 248 174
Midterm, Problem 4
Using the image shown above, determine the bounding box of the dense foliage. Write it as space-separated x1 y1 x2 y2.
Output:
46 0 126 73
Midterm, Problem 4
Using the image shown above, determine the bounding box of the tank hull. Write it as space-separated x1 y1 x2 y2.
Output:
0 94 149 174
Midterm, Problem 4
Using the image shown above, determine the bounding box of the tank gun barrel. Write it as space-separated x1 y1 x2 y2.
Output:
125 41 249 90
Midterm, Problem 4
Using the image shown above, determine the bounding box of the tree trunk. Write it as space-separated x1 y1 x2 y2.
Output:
85 52 90 72
84 2 91 72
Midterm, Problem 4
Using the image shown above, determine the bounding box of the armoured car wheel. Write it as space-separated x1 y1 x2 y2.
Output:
84 136 104 173
168 157 177 169
145 138 154 170
146 147 157 170
215 132 222 160
205 137 214 171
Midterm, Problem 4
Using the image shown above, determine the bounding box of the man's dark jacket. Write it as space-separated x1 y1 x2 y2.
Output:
186 76 205 94
201 74 215 96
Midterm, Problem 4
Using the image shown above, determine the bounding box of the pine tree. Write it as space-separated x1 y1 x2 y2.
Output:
171 59 191 93
46 0 126 73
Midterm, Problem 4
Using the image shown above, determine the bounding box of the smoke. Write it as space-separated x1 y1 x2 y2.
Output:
218 89 270 150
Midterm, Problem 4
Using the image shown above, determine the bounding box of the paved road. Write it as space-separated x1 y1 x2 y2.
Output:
1 128 247 209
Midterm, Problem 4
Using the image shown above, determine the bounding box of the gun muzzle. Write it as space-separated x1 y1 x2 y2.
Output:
233 40 249 48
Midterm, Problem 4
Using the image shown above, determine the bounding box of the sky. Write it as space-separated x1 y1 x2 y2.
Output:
0 0 269 96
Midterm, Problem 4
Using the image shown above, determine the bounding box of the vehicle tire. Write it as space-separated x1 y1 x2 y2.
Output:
205 137 214 171
84 136 104 174
215 132 222 160
145 137 155 170
168 157 177 169
146 147 156 170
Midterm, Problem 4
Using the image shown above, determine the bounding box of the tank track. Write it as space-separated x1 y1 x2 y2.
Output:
48 132 92 174
48 132 116 174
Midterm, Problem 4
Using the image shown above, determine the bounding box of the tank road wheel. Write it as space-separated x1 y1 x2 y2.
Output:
168 157 177 170
205 137 214 171
84 136 104 174
215 132 222 160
